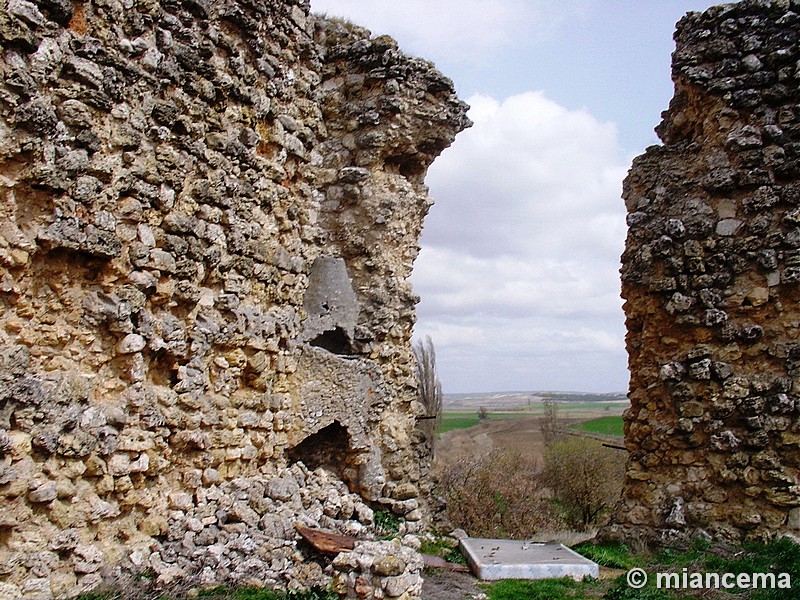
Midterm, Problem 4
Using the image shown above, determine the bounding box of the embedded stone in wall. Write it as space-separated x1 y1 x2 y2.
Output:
332 538 424 600
302 256 360 354
609 0 800 545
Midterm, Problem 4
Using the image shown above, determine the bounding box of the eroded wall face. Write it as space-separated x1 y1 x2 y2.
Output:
0 0 469 595
611 0 800 544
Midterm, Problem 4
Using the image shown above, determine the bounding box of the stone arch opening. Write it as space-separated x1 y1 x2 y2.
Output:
287 421 361 493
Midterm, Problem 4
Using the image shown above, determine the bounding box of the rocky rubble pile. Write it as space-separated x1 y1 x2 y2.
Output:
332 539 423 600
0 461 430 598
609 0 800 544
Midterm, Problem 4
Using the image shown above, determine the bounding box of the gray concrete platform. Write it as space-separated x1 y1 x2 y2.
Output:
459 538 599 581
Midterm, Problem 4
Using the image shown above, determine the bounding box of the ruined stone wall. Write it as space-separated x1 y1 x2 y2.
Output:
0 0 469 596
610 0 800 545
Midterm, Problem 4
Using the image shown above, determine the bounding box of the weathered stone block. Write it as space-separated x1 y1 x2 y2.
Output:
27 481 57 504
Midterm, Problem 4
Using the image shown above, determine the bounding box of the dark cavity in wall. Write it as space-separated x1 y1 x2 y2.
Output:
309 327 353 355
288 421 359 491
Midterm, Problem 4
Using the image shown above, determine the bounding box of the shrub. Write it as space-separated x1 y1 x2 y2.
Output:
436 450 559 538
542 437 625 531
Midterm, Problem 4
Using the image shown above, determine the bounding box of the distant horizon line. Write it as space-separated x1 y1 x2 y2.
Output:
443 389 628 397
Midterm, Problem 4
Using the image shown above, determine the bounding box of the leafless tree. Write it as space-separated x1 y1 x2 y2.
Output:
539 397 562 446
414 335 443 455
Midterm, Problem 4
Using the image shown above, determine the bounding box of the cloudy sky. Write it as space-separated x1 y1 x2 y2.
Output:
311 0 728 393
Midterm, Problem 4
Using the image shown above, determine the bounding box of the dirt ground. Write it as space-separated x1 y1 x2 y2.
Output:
421 569 487 600
434 415 589 470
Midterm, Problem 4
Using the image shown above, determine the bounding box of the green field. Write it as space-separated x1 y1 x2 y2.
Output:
570 415 625 437
438 411 537 434
439 413 481 433
440 411 626 437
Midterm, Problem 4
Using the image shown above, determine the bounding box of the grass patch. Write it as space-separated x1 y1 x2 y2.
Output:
198 587 338 600
439 412 481 433
420 536 468 566
484 577 600 600
571 416 625 437
576 537 800 600
602 578 674 600
373 509 402 539
657 537 800 600
199 587 281 599
573 541 636 570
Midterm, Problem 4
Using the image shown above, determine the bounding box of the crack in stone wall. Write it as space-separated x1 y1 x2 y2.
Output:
0 0 470 596
608 0 800 546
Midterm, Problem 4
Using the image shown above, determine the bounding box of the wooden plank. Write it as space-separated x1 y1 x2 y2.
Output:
422 554 470 573
295 524 357 554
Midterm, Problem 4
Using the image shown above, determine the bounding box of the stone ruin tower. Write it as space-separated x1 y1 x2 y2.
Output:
0 0 469 596
609 0 800 544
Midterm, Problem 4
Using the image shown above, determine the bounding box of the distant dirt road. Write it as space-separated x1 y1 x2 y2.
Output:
434 416 586 469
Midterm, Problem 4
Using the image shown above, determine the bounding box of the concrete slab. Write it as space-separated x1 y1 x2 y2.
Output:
459 538 599 581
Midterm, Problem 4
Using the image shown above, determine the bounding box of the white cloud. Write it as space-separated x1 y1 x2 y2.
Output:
311 0 591 65
423 92 627 258
414 248 621 319
412 91 630 392
308 1 629 393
